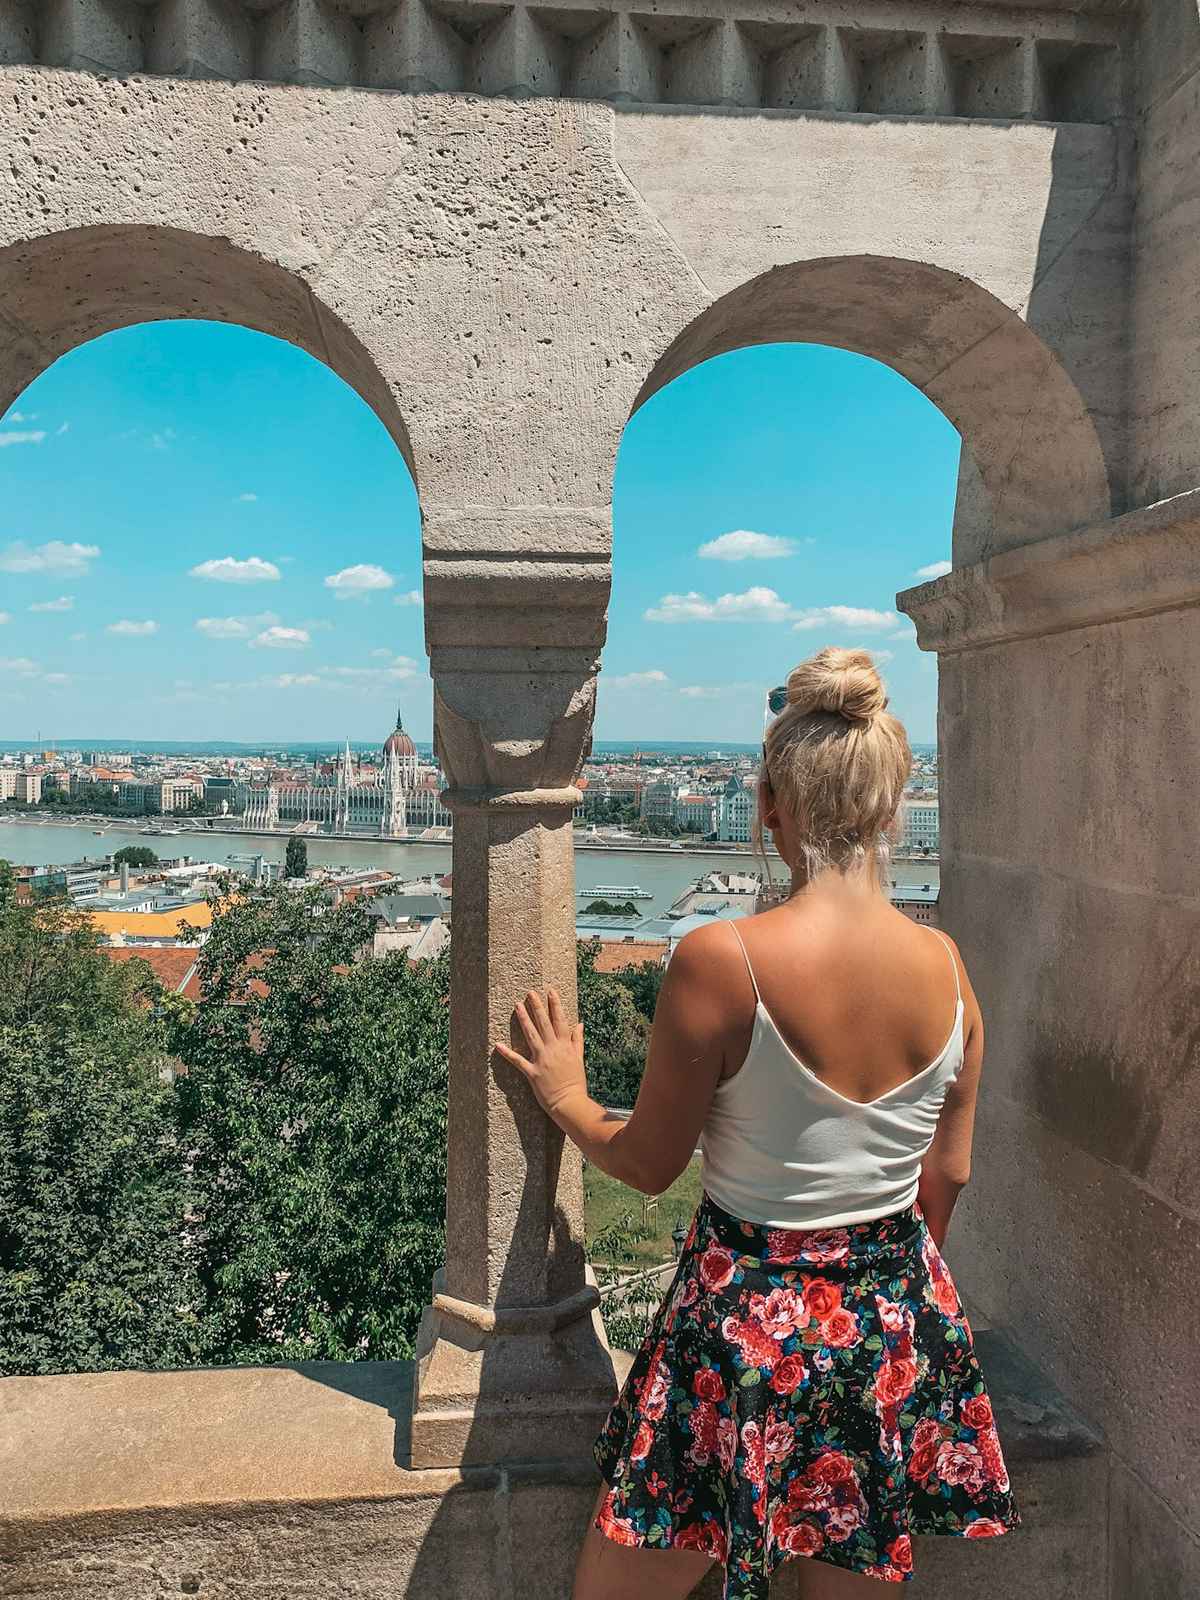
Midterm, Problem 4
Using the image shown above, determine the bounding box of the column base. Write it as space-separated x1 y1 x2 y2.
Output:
407 1268 620 1469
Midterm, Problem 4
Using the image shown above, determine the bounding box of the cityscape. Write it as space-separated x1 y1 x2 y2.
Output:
0 705 941 963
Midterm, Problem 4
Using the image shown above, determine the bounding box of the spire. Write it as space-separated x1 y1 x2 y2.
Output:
395 703 404 732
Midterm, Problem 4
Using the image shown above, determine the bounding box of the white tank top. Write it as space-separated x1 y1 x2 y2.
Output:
699 924 966 1229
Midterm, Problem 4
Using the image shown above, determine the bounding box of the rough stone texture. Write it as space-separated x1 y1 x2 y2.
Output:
1129 0 1200 507
899 465 1200 1586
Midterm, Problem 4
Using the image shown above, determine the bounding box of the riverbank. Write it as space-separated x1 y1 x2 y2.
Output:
0 811 939 868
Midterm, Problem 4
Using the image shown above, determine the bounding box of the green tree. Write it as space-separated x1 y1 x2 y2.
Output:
0 890 204 1375
113 845 159 869
284 837 308 880
171 884 449 1363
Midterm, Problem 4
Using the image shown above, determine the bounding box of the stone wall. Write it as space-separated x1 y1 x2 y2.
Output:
902 487 1200 1597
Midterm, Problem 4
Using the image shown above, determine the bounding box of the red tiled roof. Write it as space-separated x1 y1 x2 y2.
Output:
103 947 198 994
592 940 669 974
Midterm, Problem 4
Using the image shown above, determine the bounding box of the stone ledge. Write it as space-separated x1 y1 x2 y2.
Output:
897 488 1200 654
0 1332 1096 1525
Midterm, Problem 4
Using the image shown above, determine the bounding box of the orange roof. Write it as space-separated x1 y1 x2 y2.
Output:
87 902 214 938
592 940 669 974
102 947 198 994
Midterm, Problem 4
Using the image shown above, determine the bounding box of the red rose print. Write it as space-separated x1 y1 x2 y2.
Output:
741 1418 766 1489
717 1414 738 1474
630 1421 654 1462
978 1425 1011 1492
910 1441 938 1482
961 1393 993 1430
888 1534 913 1573
676 1518 728 1563
822 1307 862 1349
876 1297 909 1333
769 1352 808 1394
804 1279 842 1320
699 1246 736 1292
688 1400 719 1461
912 1417 940 1452
750 1285 805 1339
722 1314 782 1371
825 1503 863 1543
597 1500 641 1546
775 1516 825 1556
965 1518 1008 1538
693 1367 726 1402
643 1359 671 1421
807 1450 857 1487
874 1357 918 1406
935 1439 986 1490
764 1416 796 1463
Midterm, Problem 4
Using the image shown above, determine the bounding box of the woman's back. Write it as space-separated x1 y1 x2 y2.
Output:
697 890 971 1230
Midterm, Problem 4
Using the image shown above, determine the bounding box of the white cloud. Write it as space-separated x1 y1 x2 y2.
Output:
69 631 86 642
194 611 279 640
679 685 725 700
28 595 73 613
6 411 29 422
42 672 71 687
264 673 322 689
370 647 394 659
0 539 100 576
0 656 39 676
0 613 9 625
330 657 420 684
698 530 801 562
393 589 422 607
0 430 47 448
107 619 159 636
237 492 258 503
250 625 310 650
325 563 395 598
607 669 670 690
56 422 69 437
150 428 177 451
189 555 281 584
845 646 895 665
915 560 952 580
792 605 898 632
645 587 796 624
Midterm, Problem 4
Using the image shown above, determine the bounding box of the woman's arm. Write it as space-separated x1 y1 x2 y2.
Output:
917 939 984 1249
494 925 737 1194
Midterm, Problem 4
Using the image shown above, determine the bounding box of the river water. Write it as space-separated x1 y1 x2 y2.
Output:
0 818 939 920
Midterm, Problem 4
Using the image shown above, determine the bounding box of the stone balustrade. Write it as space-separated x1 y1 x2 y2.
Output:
0 0 1128 121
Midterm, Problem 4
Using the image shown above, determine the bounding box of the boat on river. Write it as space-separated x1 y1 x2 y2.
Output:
577 883 654 900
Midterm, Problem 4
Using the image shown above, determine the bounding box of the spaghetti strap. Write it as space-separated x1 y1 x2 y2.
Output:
930 929 962 1006
727 921 762 1004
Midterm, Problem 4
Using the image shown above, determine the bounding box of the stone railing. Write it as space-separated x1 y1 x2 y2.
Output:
1 1330 1109 1598
0 0 1128 121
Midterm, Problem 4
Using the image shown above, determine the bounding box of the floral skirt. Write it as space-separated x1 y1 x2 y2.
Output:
593 1193 1019 1595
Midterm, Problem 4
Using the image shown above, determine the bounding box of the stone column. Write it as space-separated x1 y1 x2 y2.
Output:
409 508 618 1469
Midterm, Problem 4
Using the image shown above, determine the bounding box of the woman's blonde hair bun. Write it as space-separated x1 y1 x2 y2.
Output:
785 647 887 727
759 646 911 887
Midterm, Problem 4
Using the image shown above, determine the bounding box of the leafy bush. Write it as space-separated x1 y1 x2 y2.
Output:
0 882 204 1375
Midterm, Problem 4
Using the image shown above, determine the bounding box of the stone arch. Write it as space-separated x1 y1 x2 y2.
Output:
0 223 415 483
630 255 1111 566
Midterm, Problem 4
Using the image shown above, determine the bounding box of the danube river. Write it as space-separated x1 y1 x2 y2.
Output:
0 818 939 920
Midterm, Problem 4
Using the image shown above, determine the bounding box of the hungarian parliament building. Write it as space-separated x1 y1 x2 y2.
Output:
236 710 451 837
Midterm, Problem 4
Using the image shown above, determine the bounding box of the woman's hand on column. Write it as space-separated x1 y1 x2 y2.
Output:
495 987 589 1120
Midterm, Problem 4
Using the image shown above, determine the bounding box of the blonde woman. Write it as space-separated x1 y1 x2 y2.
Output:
497 648 1019 1600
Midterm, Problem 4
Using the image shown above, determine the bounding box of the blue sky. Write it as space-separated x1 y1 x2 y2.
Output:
0 322 957 747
